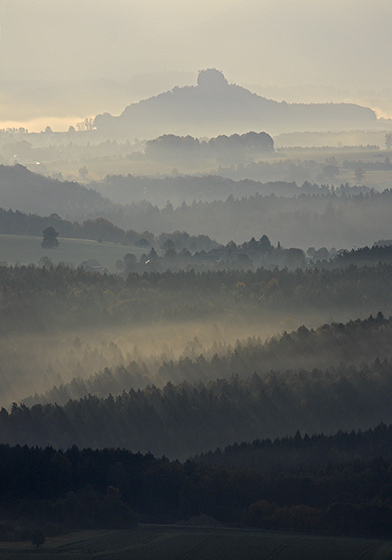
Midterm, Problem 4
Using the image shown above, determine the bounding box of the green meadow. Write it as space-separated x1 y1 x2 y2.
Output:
0 233 146 273
0 526 391 560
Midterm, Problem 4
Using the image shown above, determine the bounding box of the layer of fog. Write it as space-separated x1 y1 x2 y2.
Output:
0 319 280 408
0 306 383 409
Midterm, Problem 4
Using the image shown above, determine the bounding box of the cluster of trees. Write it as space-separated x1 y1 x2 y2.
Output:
342 156 392 172
119 234 307 273
145 131 274 164
216 157 376 186
2 426 392 536
215 154 392 187
329 244 392 267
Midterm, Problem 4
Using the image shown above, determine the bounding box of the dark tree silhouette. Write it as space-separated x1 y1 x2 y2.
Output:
41 226 59 248
31 529 45 547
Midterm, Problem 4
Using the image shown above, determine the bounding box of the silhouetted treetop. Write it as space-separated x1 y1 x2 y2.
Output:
197 68 228 88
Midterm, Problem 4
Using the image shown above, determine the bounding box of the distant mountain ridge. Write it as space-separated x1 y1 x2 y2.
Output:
94 69 379 138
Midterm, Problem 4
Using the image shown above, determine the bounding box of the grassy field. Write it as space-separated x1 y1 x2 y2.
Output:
1 526 392 560
0 233 147 273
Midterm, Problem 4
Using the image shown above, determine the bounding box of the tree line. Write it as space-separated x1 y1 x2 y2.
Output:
92 187 392 248
144 131 274 164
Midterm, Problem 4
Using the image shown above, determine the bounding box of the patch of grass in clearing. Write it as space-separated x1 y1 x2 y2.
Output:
0 233 147 272
0 526 391 560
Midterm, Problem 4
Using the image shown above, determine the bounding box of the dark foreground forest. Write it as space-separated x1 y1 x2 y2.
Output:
2 262 392 542
2 425 392 540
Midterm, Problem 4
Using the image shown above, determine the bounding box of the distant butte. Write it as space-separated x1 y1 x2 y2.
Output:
94 69 378 139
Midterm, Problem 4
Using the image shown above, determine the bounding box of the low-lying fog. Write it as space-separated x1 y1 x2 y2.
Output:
0 307 380 409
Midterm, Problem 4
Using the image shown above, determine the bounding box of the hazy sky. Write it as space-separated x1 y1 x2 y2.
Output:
1 0 392 89
1 0 392 130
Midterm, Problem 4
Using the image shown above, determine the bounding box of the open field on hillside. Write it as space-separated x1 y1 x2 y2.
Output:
0 234 146 272
0 526 391 560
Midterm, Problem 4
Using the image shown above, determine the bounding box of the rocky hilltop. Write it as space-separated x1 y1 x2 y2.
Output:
94 69 378 138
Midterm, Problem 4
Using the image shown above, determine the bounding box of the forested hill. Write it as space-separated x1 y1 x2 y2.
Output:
104 188 392 248
88 175 307 207
0 164 116 218
87 173 371 207
94 69 377 138
196 422 392 473
3 163 392 248
4 357 392 457
30 312 392 405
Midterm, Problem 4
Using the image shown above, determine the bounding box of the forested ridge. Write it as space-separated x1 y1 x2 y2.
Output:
2 426 392 537
2 263 392 334
2 255 392 538
86 187 392 248
88 173 361 206
197 421 392 472
4 163 392 247
28 312 392 405
4 355 392 457
91 187 392 248
328 244 392 267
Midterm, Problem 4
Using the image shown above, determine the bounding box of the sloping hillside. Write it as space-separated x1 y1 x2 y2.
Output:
0 164 117 219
